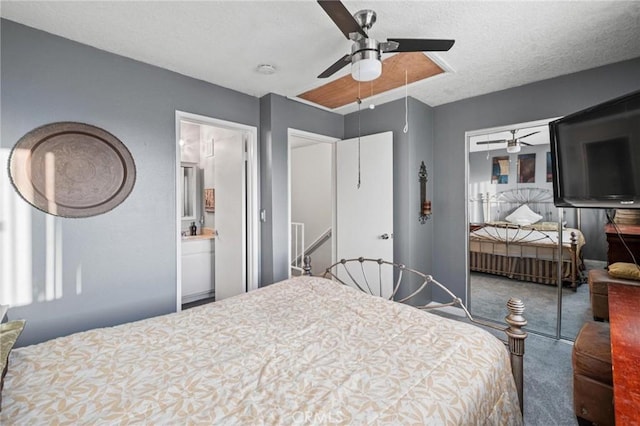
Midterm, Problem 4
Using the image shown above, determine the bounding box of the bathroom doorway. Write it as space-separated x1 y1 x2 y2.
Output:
175 111 258 311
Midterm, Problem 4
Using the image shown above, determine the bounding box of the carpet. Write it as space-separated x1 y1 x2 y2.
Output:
469 260 606 340
464 260 612 424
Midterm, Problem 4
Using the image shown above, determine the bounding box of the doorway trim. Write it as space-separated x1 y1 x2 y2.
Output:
175 110 259 312
287 128 340 277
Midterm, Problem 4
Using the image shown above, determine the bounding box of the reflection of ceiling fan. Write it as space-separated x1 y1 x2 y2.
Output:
317 0 455 82
476 129 540 153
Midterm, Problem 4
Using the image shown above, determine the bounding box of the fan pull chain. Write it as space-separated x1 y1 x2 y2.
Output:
403 69 409 134
357 80 362 189
486 136 491 160
369 81 375 109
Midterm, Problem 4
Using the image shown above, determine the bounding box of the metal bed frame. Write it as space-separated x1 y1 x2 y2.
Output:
301 256 528 414
469 188 583 289
470 224 581 288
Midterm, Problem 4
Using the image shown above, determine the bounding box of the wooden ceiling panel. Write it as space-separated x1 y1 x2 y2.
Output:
298 53 444 109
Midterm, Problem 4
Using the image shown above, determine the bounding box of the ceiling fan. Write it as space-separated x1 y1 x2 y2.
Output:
476 129 540 153
317 0 455 82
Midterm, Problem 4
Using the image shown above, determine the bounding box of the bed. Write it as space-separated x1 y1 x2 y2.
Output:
469 188 585 289
2 266 524 424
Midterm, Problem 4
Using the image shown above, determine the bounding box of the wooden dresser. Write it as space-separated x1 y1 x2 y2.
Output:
605 223 640 265
608 283 640 426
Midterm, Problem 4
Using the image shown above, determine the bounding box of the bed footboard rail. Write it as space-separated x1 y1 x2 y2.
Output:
469 230 582 289
307 256 528 414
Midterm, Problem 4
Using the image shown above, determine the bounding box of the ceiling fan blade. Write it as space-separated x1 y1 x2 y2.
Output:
520 141 534 146
476 139 507 145
517 131 540 139
385 38 455 52
318 54 351 78
317 0 367 40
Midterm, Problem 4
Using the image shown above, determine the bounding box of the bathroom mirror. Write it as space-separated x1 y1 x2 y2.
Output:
181 162 197 220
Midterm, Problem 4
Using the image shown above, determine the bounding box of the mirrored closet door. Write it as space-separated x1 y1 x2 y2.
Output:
466 118 596 340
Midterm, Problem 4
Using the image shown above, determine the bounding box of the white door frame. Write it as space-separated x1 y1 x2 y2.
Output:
287 128 340 277
175 110 259 311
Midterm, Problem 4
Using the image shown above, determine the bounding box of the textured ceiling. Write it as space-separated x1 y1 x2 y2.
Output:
2 1 640 114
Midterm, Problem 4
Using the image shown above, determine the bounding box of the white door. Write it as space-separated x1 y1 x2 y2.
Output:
214 133 246 300
336 131 393 298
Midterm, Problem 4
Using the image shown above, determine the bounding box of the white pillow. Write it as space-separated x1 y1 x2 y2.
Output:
505 204 543 226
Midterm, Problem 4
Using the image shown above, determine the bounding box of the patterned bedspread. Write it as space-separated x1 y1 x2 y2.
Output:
2 277 522 425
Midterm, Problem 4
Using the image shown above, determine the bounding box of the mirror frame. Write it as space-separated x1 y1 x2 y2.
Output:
181 162 197 221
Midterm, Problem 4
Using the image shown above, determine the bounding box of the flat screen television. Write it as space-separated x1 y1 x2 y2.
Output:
549 89 640 208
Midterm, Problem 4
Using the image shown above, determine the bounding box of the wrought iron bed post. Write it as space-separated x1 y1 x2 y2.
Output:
505 298 527 414
569 231 578 289
302 255 312 276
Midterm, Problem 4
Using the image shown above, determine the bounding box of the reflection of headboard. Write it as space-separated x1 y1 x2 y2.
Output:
475 188 559 223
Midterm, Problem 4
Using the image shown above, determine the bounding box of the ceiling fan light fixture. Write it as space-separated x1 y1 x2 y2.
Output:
350 38 381 82
316 1 455 83
506 141 521 153
351 57 381 82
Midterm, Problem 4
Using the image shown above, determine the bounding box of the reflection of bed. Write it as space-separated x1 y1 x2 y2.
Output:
469 188 585 288
2 276 523 424
470 223 585 288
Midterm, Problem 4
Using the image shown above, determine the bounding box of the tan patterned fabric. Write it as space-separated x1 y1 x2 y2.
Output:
2 277 522 424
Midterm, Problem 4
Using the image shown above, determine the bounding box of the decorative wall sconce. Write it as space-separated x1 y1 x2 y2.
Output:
419 161 432 224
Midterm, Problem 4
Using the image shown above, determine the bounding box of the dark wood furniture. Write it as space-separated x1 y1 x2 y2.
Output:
605 223 640 265
572 321 614 426
588 269 611 322
608 283 640 426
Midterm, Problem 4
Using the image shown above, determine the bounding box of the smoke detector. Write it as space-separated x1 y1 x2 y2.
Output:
256 64 277 75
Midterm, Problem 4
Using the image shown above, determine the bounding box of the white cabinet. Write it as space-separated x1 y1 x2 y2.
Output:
181 238 214 304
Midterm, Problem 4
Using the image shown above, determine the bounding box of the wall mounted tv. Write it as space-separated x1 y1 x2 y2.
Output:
550 89 640 209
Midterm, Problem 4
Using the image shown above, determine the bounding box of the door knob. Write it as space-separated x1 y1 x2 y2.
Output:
380 233 390 240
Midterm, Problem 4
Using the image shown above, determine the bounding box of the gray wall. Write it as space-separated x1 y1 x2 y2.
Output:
344 97 435 304
469 144 556 224
433 57 640 302
469 145 553 199
1 20 259 346
259 94 343 284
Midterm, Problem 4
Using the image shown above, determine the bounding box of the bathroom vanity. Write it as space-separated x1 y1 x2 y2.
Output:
181 231 215 304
